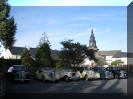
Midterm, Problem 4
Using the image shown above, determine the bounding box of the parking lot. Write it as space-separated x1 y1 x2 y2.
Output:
6 79 127 94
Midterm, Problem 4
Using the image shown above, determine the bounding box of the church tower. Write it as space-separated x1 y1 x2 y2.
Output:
89 28 99 51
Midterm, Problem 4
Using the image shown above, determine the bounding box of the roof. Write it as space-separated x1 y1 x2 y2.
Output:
98 50 121 56
10 47 24 55
10 47 60 60
51 50 60 60
29 48 36 58
10 47 129 60
112 52 127 58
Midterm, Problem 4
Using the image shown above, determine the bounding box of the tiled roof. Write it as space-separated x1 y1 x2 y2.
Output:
10 47 60 60
98 50 121 56
112 52 127 58
51 50 60 60
29 48 36 58
10 47 129 60
10 47 24 55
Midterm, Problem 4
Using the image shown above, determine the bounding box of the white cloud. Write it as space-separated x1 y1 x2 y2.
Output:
45 19 57 25
71 17 96 21
15 30 44 47
105 28 110 32
96 13 114 17
64 28 111 38
113 33 127 39
70 23 85 27
88 28 111 34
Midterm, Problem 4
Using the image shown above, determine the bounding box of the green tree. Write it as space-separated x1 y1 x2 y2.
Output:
35 33 52 68
21 47 34 71
54 60 62 71
59 40 97 68
0 0 16 49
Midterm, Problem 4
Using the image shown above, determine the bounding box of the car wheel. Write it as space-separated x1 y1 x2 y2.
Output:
55 80 59 83
64 76 69 82
42 76 45 82
115 75 119 79
77 78 80 81
85 75 89 81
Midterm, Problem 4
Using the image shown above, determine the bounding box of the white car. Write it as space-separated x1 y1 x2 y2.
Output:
35 67 59 82
55 69 80 81
77 67 100 80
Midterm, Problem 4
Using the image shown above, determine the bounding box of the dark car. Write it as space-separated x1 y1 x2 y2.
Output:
106 67 127 79
7 65 31 82
92 66 114 79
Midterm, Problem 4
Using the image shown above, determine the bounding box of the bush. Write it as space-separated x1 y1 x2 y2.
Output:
0 58 21 72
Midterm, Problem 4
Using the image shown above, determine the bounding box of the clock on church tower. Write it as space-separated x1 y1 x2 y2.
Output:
89 28 99 51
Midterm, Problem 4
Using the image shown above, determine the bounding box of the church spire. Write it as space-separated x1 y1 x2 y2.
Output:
91 28 94 37
89 28 98 51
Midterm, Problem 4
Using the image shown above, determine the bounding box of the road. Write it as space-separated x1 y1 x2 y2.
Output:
6 79 127 94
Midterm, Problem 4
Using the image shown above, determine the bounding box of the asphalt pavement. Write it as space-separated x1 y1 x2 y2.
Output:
6 79 127 94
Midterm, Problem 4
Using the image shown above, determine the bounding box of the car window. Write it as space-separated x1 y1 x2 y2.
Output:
39 67 54 72
13 66 26 71
84 68 91 71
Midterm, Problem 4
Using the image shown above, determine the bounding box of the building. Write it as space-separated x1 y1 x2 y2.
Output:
98 50 123 65
0 28 131 65
89 29 99 51
80 28 107 67
0 46 59 60
80 28 129 66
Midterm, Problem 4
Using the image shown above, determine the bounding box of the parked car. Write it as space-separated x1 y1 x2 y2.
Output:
77 67 100 80
106 67 127 79
55 68 80 81
92 66 114 79
35 67 59 82
7 65 31 82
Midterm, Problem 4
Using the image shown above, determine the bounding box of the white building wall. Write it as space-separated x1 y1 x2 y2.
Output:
1 49 12 59
0 44 5 58
0 46 21 59
105 56 113 65
79 58 95 67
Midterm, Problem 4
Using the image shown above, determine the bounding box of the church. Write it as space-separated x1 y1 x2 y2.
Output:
79 29 107 67
81 28 128 67
0 29 129 66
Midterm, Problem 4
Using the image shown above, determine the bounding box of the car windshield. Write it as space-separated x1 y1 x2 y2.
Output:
93 67 105 72
107 67 123 71
40 67 53 71
62 69 72 72
84 67 91 71
13 65 26 71
114 67 122 70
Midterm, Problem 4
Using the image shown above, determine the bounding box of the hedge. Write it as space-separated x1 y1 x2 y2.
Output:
0 59 21 72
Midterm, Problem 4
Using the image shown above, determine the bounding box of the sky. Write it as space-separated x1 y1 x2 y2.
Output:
8 0 132 6
9 6 127 51
7 0 130 51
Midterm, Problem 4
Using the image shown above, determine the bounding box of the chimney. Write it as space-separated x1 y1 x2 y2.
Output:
26 46 30 50
121 48 124 52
